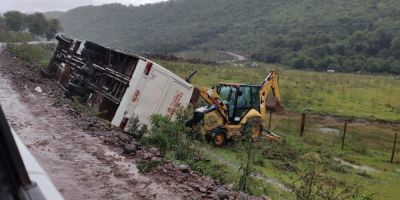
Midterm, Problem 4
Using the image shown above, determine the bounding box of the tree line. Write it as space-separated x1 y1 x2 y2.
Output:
51 0 400 74
0 11 61 41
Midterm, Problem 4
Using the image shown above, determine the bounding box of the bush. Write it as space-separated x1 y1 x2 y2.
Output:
0 32 33 43
290 153 369 200
139 108 196 157
6 44 49 69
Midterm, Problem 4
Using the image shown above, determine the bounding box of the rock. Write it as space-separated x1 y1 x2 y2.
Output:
179 164 190 173
116 132 131 142
143 152 152 160
199 187 207 193
262 196 271 200
123 143 137 154
216 187 228 200
98 131 113 137
176 176 184 183
238 192 249 200
34 86 43 93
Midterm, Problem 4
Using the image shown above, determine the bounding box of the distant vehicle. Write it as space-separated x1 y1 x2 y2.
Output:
327 69 335 73
0 107 63 200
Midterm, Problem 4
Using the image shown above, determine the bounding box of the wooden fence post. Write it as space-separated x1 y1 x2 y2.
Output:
391 132 398 163
300 113 306 137
341 122 347 150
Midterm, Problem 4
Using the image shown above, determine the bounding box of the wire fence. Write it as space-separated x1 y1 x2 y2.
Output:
268 112 400 163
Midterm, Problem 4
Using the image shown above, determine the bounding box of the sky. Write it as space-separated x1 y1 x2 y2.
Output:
0 0 168 13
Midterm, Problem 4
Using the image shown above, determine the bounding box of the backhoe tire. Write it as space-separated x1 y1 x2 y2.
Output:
210 128 227 147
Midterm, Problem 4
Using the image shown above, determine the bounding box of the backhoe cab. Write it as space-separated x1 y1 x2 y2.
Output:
187 71 283 146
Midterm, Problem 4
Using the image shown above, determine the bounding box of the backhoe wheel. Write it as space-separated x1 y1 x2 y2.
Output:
210 128 227 147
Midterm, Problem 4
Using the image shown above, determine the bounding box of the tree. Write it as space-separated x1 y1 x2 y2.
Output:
25 13 48 36
3 11 26 31
390 37 400 59
293 57 305 69
45 19 61 40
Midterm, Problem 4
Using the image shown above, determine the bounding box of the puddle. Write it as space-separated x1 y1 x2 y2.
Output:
253 173 290 191
333 157 378 173
210 154 289 191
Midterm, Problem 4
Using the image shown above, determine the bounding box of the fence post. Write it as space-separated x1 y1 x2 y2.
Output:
268 110 272 130
300 113 306 137
391 132 398 163
341 122 347 150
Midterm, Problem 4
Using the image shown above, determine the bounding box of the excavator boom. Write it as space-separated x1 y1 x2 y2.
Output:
259 71 283 118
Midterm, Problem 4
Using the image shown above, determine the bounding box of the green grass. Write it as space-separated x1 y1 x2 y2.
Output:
6 43 52 69
157 60 400 122
0 32 33 43
8 45 399 199
154 59 400 199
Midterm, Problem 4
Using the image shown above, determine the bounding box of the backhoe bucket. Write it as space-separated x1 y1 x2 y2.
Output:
262 129 281 142
266 94 284 113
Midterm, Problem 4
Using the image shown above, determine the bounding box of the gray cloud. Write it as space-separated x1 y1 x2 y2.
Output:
0 0 168 13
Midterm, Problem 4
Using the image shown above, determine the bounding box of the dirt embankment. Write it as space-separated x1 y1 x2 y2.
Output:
0 51 263 200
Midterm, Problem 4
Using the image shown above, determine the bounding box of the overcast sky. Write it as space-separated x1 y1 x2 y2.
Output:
0 0 168 13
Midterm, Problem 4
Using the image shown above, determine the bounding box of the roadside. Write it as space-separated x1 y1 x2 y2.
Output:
0 50 180 199
0 49 261 199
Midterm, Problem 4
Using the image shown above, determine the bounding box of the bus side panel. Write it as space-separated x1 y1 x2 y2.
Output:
111 60 147 127
157 78 194 118
129 68 170 127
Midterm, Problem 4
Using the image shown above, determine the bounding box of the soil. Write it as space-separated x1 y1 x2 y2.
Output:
0 50 263 200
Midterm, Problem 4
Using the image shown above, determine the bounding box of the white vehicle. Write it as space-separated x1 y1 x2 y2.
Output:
111 61 194 131
46 33 194 131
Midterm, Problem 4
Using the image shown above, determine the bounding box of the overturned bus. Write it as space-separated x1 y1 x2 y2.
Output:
45 33 194 131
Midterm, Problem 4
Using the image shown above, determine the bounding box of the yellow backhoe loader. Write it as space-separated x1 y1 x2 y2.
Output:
186 70 283 146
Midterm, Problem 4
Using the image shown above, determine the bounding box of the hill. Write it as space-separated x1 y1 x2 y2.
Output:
47 0 400 73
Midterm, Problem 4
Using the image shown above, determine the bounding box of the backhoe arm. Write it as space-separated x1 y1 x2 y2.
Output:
259 71 284 118
191 86 229 122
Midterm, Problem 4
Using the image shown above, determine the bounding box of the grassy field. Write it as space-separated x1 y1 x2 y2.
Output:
8 45 400 199
154 59 400 199
157 60 400 122
5 43 53 69
0 32 34 43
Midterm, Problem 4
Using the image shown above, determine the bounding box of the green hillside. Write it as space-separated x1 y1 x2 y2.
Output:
49 0 400 73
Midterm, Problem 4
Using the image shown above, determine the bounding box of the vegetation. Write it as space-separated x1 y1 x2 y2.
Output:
0 32 33 43
1 11 61 40
5 43 54 69
137 160 164 173
158 60 400 122
6 44 399 199
46 0 400 73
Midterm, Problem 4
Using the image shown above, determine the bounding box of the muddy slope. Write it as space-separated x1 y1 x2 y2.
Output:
0 51 261 200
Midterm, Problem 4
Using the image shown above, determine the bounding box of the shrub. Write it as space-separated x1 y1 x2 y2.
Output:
0 32 33 43
6 43 49 69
